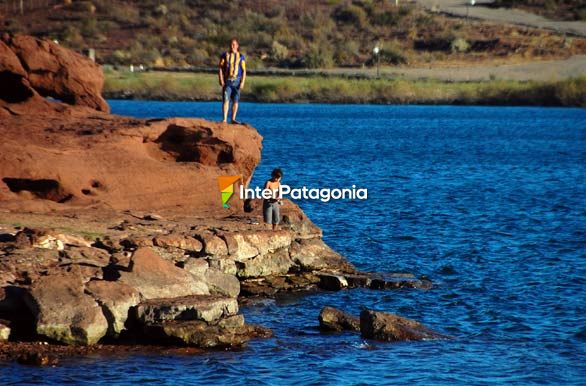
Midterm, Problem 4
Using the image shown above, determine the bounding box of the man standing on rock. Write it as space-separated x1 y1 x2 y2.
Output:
219 38 246 124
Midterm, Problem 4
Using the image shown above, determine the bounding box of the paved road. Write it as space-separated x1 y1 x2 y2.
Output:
415 0 586 37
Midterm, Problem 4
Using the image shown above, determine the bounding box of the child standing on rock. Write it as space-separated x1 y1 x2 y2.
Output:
263 168 283 231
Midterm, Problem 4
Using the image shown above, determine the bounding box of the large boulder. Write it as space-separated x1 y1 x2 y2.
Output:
118 248 209 300
359 310 447 342
85 280 140 337
24 271 108 345
1 34 109 112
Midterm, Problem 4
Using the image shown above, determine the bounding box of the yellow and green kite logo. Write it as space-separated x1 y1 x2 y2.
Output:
217 176 240 208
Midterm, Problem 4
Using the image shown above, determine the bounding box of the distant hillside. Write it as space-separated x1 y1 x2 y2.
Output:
1 0 585 68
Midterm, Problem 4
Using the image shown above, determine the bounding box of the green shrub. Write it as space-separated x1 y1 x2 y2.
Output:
302 44 334 68
60 25 84 47
155 4 168 16
555 76 586 106
68 1 96 13
108 50 131 65
334 39 360 65
80 17 98 38
187 48 209 66
271 41 289 62
451 38 470 53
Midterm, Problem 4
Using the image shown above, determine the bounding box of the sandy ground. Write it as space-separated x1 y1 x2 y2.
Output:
415 0 586 37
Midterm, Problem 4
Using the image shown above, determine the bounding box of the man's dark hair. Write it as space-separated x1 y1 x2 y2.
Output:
271 168 283 179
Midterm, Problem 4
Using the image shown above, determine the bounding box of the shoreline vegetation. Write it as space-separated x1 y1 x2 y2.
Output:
104 70 586 107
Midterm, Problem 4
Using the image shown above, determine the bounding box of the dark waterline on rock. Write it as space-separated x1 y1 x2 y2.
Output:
3 102 585 385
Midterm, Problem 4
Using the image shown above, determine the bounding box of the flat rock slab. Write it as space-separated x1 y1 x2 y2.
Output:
360 310 448 342
236 248 293 278
60 246 111 267
118 247 209 300
153 234 203 252
144 317 272 348
135 295 238 324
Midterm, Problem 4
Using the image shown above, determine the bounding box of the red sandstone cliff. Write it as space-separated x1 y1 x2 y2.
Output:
0 34 261 214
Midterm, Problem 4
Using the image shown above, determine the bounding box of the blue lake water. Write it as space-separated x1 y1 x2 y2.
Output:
3 102 586 385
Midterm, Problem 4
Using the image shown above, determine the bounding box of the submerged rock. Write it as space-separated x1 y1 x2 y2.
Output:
319 307 360 332
318 273 348 291
359 310 447 342
16 351 59 366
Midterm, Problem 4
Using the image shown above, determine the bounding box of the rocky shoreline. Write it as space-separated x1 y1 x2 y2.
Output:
0 33 439 366
0 207 432 359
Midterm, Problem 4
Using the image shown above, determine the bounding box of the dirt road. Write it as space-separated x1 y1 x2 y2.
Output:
415 0 586 37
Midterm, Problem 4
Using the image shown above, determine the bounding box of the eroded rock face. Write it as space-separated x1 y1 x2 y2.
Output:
85 280 140 337
236 248 294 278
359 310 447 342
24 272 108 345
1 34 108 112
290 238 353 272
135 295 238 325
201 268 241 298
0 117 262 212
118 248 209 300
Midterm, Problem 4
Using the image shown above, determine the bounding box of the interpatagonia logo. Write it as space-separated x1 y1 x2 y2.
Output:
217 176 241 208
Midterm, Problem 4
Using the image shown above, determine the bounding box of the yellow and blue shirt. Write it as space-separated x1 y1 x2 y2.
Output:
219 51 246 82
